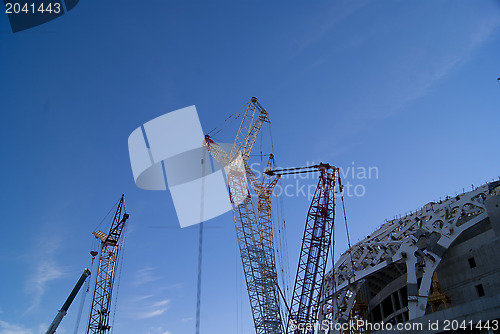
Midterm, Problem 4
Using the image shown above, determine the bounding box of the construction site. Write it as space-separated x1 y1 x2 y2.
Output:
3 3 500 334
42 98 500 334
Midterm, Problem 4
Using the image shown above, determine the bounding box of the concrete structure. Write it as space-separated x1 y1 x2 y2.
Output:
319 180 500 333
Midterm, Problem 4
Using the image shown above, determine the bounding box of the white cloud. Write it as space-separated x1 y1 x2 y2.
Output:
131 294 154 302
134 299 171 320
25 260 66 313
136 308 168 319
152 299 170 308
0 320 33 334
24 238 67 314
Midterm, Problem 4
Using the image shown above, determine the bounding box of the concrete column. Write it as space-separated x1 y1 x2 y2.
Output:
405 250 418 319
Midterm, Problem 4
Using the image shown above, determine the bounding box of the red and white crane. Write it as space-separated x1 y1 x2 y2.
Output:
266 164 338 334
204 98 285 334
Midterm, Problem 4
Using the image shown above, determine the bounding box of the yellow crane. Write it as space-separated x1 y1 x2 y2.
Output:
86 195 129 334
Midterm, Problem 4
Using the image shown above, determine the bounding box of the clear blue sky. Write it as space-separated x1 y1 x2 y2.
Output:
1 1 500 334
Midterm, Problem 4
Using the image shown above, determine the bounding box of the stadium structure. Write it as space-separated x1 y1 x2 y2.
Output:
319 180 500 333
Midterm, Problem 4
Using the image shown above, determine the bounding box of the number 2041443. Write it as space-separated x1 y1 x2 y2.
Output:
5 2 62 14
442 319 499 331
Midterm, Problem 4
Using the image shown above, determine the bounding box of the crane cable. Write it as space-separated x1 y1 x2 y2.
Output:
206 102 250 138
235 237 242 334
110 222 128 334
339 176 355 278
331 175 356 323
73 254 97 334
93 198 121 233
82 240 100 333
330 220 337 323
195 221 203 334
275 188 290 321
195 148 207 334
267 124 291 324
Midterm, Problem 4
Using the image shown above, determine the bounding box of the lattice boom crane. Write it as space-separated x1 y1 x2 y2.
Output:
86 195 129 334
204 98 285 334
267 164 338 334
244 154 284 332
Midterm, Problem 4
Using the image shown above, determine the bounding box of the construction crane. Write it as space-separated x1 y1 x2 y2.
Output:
266 164 338 334
245 155 280 273
244 154 284 331
86 195 129 334
46 268 91 334
204 98 285 334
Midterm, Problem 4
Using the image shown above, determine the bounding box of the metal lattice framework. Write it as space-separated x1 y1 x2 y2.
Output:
87 195 129 334
245 155 283 332
204 98 284 334
320 181 500 332
288 165 337 334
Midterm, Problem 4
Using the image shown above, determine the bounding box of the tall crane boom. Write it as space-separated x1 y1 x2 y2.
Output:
86 195 129 334
267 164 337 334
245 155 280 269
46 268 91 334
204 98 284 334
230 97 268 161
244 155 284 332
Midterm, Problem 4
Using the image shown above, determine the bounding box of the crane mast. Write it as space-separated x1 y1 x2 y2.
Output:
267 164 337 334
204 98 284 334
86 195 129 334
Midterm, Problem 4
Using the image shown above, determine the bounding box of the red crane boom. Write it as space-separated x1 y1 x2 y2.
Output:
267 164 338 333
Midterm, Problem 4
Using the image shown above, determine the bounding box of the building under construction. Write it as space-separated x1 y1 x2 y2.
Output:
45 98 500 334
319 180 500 333
204 98 500 334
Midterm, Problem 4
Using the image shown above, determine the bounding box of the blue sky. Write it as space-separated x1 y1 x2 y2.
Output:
1 1 500 334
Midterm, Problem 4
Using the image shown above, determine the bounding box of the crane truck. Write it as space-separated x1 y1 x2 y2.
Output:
46 268 91 334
